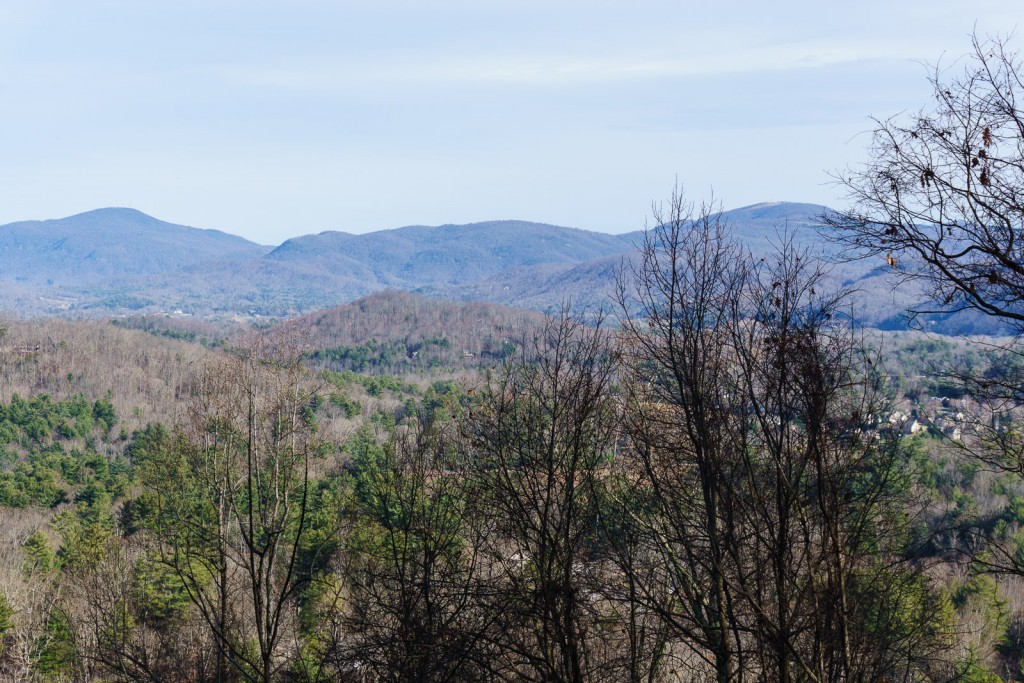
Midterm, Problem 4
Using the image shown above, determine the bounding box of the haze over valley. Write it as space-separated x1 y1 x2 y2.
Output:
0 202 991 334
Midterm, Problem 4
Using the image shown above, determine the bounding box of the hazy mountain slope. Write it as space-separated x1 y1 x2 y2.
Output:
722 202 834 249
422 202 836 312
0 202 997 333
412 203 1005 333
268 220 641 286
420 255 627 315
108 255 380 316
0 208 269 285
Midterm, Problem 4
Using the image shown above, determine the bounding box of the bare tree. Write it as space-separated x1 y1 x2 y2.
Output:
144 329 324 682
62 533 218 682
825 33 1024 332
0 515 64 683
617 189 954 681
823 32 1024 597
467 310 620 682
727 237 950 682
615 190 749 682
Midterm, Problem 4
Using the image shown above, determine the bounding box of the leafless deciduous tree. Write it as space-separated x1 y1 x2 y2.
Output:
0 511 63 683
62 534 219 682
615 191 748 682
825 33 1024 331
467 311 621 682
824 32 1024 591
727 237 950 682
616 189 953 682
145 329 323 682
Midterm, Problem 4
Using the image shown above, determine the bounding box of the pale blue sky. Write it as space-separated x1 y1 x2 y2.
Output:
0 1 1017 244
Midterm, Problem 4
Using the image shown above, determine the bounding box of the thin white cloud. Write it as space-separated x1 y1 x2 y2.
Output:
215 39 904 92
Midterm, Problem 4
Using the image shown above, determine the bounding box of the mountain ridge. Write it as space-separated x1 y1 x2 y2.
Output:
0 202 991 333
0 207 270 285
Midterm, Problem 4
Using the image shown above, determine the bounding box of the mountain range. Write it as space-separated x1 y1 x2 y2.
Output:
0 203 999 334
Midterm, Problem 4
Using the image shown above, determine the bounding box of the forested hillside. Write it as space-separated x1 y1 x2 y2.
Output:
293 290 548 373
3 28 1024 683
0 193 1023 680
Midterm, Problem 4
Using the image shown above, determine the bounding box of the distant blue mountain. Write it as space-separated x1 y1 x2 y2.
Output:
419 202 835 300
0 208 269 285
720 201 836 249
0 202 985 333
267 220 640 287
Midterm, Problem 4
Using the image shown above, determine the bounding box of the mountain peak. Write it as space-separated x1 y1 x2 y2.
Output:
740 202 784 209
67 206 154 219
44 207 162 225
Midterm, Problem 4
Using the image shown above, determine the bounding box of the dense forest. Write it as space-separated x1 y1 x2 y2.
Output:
0 216 1019 681
2 31 1024 683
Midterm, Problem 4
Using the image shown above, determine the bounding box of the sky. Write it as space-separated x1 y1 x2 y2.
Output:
0 1 1018 245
